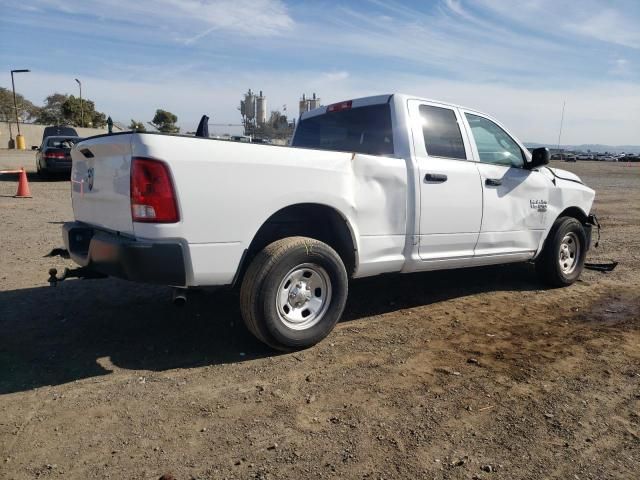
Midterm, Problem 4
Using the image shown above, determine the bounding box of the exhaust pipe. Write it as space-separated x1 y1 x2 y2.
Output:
172 288 188 306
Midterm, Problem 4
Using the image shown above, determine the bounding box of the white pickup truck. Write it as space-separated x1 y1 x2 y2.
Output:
63 94 596 350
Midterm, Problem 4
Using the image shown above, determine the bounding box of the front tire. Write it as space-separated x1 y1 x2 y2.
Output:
240 237 348 351
536 216 587 287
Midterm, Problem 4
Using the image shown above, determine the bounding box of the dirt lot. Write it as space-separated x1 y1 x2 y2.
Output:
1 158 638 479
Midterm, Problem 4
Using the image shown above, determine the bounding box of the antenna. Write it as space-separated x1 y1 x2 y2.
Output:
557 101 566 154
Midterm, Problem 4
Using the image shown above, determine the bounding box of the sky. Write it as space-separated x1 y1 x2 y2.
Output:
1 0 639 144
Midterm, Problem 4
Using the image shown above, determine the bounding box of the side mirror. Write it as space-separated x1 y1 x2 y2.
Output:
32 146 39 151
529 147 550 169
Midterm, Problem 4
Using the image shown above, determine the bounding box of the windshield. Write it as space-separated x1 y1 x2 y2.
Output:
47 137 80 149
292 104 394 156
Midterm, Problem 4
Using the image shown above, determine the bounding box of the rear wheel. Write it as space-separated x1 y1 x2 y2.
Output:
535 216 587 287
240 237 348 351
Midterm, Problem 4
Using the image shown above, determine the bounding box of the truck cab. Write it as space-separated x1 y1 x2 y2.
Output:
291 94 593 272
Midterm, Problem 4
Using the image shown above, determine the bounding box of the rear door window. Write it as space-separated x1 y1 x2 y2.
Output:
292 104 394 156
419 105 466 160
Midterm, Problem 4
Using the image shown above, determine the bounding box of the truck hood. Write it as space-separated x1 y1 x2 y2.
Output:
545 167 583 184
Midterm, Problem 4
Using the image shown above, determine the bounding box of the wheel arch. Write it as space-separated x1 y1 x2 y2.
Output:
234 203 359 285
557 206 589 224
534 205 590 259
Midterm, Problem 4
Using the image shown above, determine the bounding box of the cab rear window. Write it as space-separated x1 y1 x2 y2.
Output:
292 104 394 156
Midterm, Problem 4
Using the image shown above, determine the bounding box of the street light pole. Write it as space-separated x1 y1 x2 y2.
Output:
75 78 83 128
10 69 30 136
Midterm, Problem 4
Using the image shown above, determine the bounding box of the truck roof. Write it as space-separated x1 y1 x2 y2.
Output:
299 93 477 121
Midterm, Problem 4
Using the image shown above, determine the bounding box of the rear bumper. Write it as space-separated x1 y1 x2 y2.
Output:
44 158 72 172
62 222 186 286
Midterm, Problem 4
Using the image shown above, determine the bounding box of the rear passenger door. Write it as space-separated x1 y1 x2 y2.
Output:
408 100 483 262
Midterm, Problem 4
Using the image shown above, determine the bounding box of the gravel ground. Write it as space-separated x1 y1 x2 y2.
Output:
0 158 638 479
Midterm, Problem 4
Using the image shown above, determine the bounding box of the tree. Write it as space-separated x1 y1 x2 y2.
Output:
36 93 68 125
129 119 146 132
61 95 107 128
0 87 40 123
151 109 179 133
36 93 107 127
254 110 294 140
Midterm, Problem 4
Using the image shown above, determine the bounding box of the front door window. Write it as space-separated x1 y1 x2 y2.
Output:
465 113 524 168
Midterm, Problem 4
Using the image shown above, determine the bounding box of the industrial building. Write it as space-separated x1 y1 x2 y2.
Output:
299 93 320 116
240 89 268 128
238 89 297 141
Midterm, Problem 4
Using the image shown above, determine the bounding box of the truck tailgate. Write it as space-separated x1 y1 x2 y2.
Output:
70 134 134 235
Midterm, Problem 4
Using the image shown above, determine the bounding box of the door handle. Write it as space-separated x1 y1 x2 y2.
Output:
424 173 448 183
485 178 502 187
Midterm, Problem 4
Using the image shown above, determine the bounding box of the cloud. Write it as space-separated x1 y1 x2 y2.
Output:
9 0 294 43
13 67 639 145
172 0 294 43
2 0 638 144
292 1 581 84
443 0 473 20
565 9 640 49
476 0 640 49
323 71 350 81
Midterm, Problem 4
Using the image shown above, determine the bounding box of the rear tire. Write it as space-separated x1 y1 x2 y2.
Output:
535 216 587 287
240 237 348 351
37 163 49 179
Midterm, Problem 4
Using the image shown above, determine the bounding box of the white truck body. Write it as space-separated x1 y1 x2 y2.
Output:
63 93 595 348
67 94 594 287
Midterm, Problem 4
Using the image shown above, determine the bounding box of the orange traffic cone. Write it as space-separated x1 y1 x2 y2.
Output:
15 168 32 198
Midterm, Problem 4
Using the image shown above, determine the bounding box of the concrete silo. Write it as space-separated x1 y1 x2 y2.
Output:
256 90 267 125
299 94 308 117
244 89 256 120
308 93 320 110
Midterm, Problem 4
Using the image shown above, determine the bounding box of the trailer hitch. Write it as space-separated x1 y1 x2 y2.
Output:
47 267 107 287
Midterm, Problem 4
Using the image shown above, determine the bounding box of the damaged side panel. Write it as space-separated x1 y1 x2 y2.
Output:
475 163 551 257
348 153 408 277
533 171 595 256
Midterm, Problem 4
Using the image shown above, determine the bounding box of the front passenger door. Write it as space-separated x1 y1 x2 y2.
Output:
462 112 551 257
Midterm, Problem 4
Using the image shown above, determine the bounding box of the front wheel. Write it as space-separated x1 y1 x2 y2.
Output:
240 237 348 351
535 216 587 287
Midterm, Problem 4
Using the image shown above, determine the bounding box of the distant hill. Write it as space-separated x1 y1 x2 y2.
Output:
524 143 640 154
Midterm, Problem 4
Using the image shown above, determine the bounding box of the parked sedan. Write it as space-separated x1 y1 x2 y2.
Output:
36 136 82 177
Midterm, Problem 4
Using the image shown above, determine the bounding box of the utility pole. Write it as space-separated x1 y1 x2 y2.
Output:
557 100 566 156
75 78 83 127
10 68 30 149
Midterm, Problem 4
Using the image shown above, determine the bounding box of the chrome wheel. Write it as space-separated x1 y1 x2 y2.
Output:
559 232 580 275
276 263 332 330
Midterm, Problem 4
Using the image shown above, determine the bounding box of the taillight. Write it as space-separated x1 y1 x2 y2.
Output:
327 100 352 113
45 152 65 159
130 157 179 223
